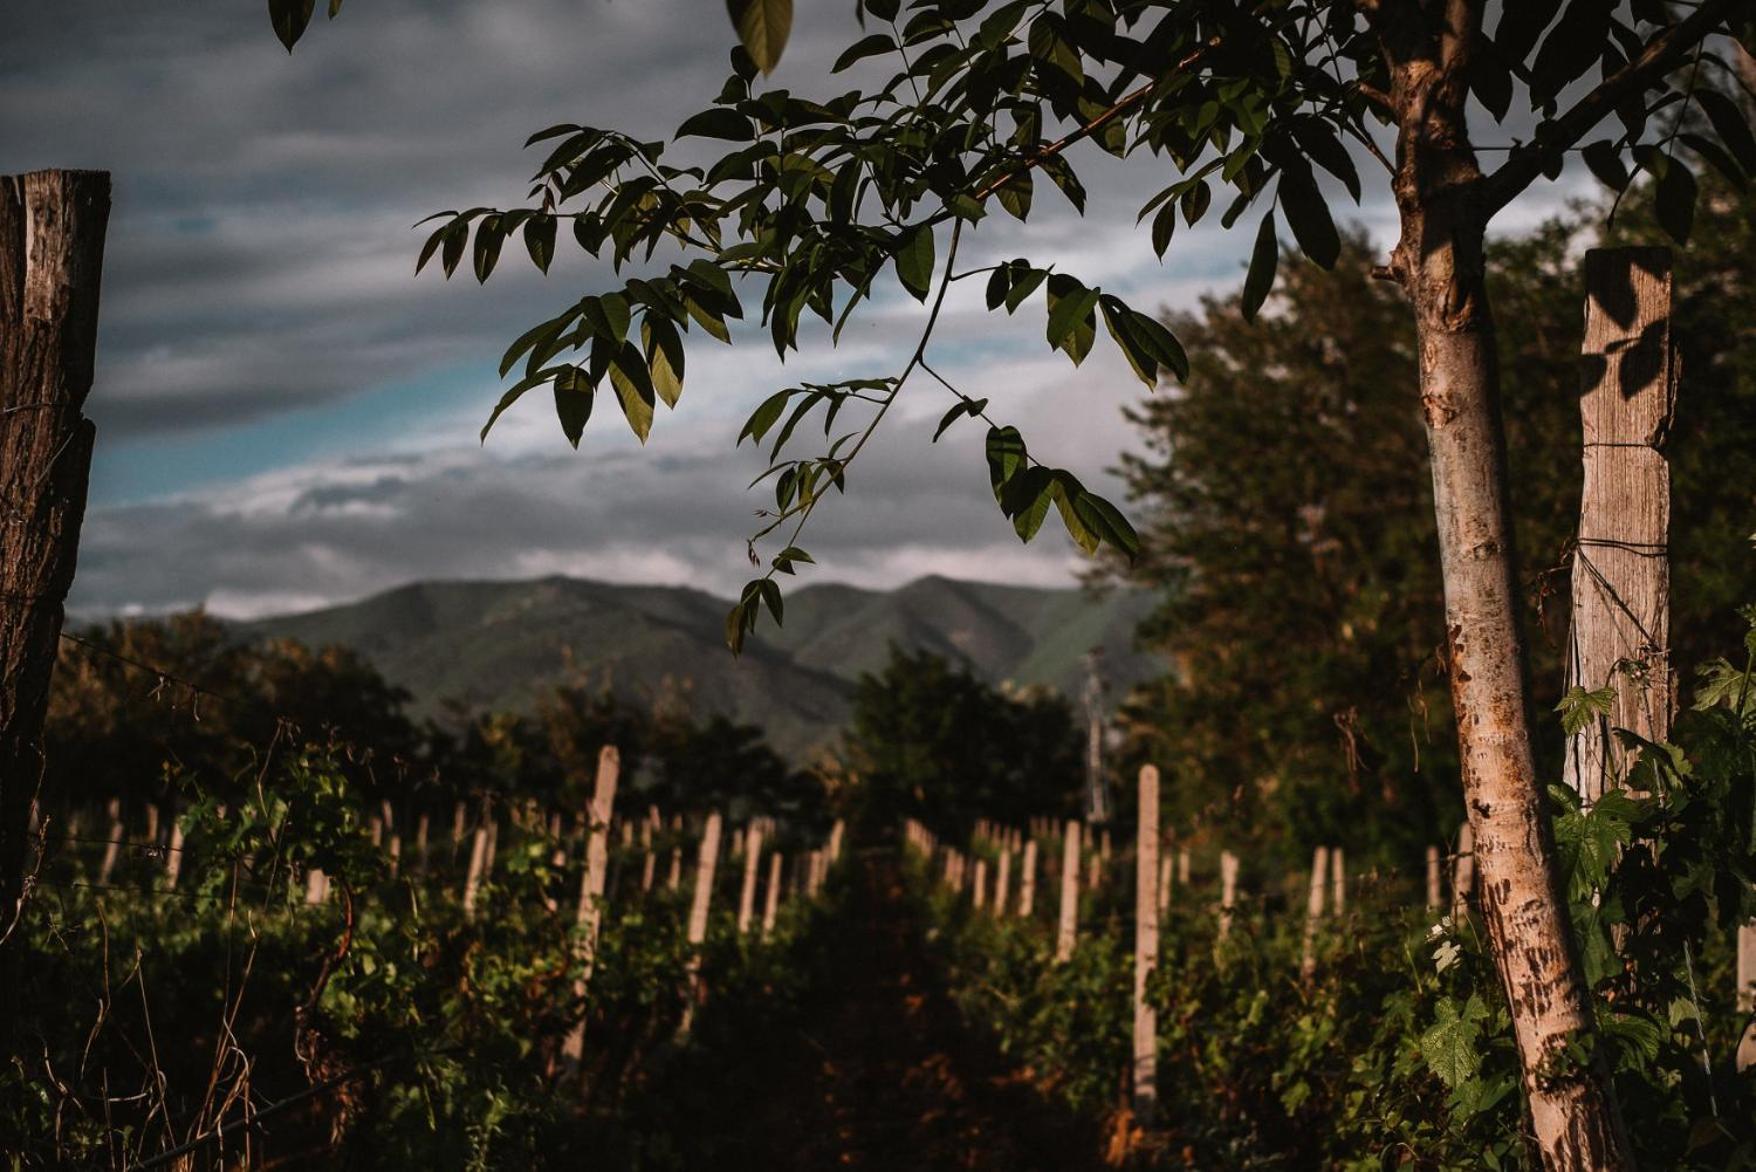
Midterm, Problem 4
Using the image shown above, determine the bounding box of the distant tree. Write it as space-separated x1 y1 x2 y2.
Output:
1111 176 1756 866
844 646 1081 836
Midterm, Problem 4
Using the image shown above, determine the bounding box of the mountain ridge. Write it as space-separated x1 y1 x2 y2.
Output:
238 574 1161 761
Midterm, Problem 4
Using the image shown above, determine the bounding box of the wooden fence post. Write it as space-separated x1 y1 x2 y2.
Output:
1300 845 1330 981
994 844 1011 918
560 745 620 1072
737 824 764 935
1426 845 1442 912
98 797 122 885
1133 766 1160 1122
1 171 111 923
1020 838 1038 919
461 810 489 918
679 811 723 1035
1566 247 1675 806
1737 922 1755 1072
763 851 784 937
1216 850 1239 953
1330 847 1346 916
1451 822 1474 921
1056 819 1081 963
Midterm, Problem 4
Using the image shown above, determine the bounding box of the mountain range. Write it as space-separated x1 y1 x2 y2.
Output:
240 575 1163 761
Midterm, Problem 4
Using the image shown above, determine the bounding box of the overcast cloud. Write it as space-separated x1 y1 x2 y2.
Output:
1 1 1597 619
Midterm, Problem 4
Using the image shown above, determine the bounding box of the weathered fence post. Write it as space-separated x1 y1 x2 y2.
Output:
1216 850 1239 954
762 850 784 938
1056 819 1080 962
560 745 619 1072
1737 924 1755 1072
1451 822 1474 922
1300 845 1330 981
679 811 723 1035
1020 838 1038 919
1 171 111 928
1329 847 1346 917
1133 765 1160 1123
737 823 764 935
1565 247 1675 806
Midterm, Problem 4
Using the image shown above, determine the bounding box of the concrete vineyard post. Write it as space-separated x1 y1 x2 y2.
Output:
1177 848 1190 888
1330 848 1345 917
1565 248 1675 806
1133 766 1161 1122
1300 845 1330 981
973 858 987 912
560 745 619 1071
1056 819 1080 963
305 867 328 905
451 801 466 864
737 824 764 935
828 818 844 863
1427 845 1442 912
1158 854 1172 919
1020 838 1038 919
763 850 783 938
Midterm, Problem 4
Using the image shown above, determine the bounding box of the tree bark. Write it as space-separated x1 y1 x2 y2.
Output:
1375 10 1633 1160
1388 101 1633 1172
1 170 111 933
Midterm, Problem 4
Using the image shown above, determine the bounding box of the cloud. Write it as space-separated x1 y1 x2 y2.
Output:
13 1 1606 618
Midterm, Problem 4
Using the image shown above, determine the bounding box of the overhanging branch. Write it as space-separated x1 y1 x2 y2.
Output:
1479 0 1744 216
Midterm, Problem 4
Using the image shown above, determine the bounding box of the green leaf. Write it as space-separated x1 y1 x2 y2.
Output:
740 390 791 445
1241 212 1278 322
1421 997 1483 1090
1044 274 1099 365
833 32 894 73
1277 162 1339 269
1654 156 1697 246
933 398 988 442
1555 685 1614 737
1695 88 1756 175
608 341 656 443
472 215 505 283
553 368 594 449
677 108 755 142
1580 140 1629 192
985 426 1027 496
726 0 793 76
269 0 316 51
996 171 1033 221
895 225 936 301
642 315 685 408
523 214 557 273
482 366 568 442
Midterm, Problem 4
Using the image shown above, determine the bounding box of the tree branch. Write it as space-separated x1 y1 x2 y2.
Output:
1480 0 1744 215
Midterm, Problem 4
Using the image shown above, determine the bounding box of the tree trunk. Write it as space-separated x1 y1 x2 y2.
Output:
1 170 111 933
1394 165 1632 1166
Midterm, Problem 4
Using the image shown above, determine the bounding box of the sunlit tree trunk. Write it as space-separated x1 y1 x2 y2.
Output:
1382 17 1633 1166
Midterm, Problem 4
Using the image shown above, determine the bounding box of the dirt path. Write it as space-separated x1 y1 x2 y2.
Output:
658 847 1107 1171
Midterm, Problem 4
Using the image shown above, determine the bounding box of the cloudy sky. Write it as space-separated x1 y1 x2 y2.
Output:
2 1 1596 619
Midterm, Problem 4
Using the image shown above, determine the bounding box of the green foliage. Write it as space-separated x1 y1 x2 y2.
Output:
844 647 1082 837
915 605 1756 1167
1108 181 1756 867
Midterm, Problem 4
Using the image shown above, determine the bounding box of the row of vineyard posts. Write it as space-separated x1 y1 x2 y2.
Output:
908 243 1756 1126
28 735 847 1076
